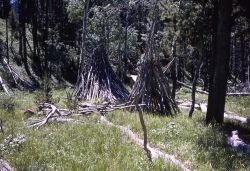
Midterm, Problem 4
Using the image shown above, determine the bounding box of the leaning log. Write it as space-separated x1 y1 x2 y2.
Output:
177 81 208 95
0 76 10 95
0 159 15 171
101 116 191 171
0 119 3 134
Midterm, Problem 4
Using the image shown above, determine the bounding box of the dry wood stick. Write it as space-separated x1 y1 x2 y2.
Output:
0 76 10 95
100 116 191 171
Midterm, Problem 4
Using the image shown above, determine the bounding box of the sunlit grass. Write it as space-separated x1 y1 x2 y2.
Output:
1 89 250 170
225 96 250 118
0 90 179 170
107 110 250 170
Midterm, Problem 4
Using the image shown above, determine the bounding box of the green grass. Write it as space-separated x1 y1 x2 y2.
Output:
0 90 179 170
225 96 250 118
107 110 250 170
1 89 250 170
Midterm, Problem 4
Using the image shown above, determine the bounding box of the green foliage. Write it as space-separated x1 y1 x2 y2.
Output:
65 0 85 23
64 91 78 112
34 75 59 106
1 110 179 170
0 95 16 112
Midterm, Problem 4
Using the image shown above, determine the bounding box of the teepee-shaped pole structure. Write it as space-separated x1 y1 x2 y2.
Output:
75 44 129 102
75 0 128 102
128 23 178 115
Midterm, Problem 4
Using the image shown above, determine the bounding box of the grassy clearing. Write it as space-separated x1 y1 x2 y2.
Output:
107 109 250 171
225 96 250 118
1 89 250 170
0 90 180 170
177 87 250 119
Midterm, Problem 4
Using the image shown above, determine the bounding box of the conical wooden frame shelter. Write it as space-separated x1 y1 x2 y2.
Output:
128 25 178 115
75 44 129 102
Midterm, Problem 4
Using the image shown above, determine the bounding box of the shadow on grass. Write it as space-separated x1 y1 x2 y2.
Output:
196 121 250 170
222 121 250 144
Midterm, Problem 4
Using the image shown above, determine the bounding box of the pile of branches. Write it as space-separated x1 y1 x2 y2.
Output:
28 102 142 128
128 24 178 115
75 44 129 102
0 40 34 90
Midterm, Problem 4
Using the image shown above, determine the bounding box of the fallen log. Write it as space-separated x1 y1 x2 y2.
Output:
224 111 250 125
1 58 33 89
0 159 15 171
28 103 64 128
101 116 191 171
29 102 144 127
177 81 208 95
226 93 250 97
0 119 3 134
0 76 10 95
177 81 250 97
178 102 250 126
227 130 250 154
178 101 200 109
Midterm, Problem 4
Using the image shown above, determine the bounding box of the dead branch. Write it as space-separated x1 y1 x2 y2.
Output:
0 119 3 134
177 81 209 95
1 58 34 89
28 102 146 128
100 116 191 171
28 103 65 128
0 76 10 95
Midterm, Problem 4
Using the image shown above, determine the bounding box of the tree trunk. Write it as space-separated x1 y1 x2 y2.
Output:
78 0 89 79
248 46 250 84
122 9 129 82
240 35 246 83
19 0 32 77
206 0 233 124
6 17 9 64
171 38 177 99
189 39 204 118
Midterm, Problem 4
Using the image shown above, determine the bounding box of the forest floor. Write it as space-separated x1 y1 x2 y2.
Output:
0 89 250 170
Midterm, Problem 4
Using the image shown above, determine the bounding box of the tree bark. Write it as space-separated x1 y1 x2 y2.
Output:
19 0 32 77
240 35 246 83
6 17 9 64
206 0 233 124
78 0 89 79
189 42 203 118
171 38 177 99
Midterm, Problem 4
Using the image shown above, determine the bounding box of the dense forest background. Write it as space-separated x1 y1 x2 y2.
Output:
1 0 250 122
